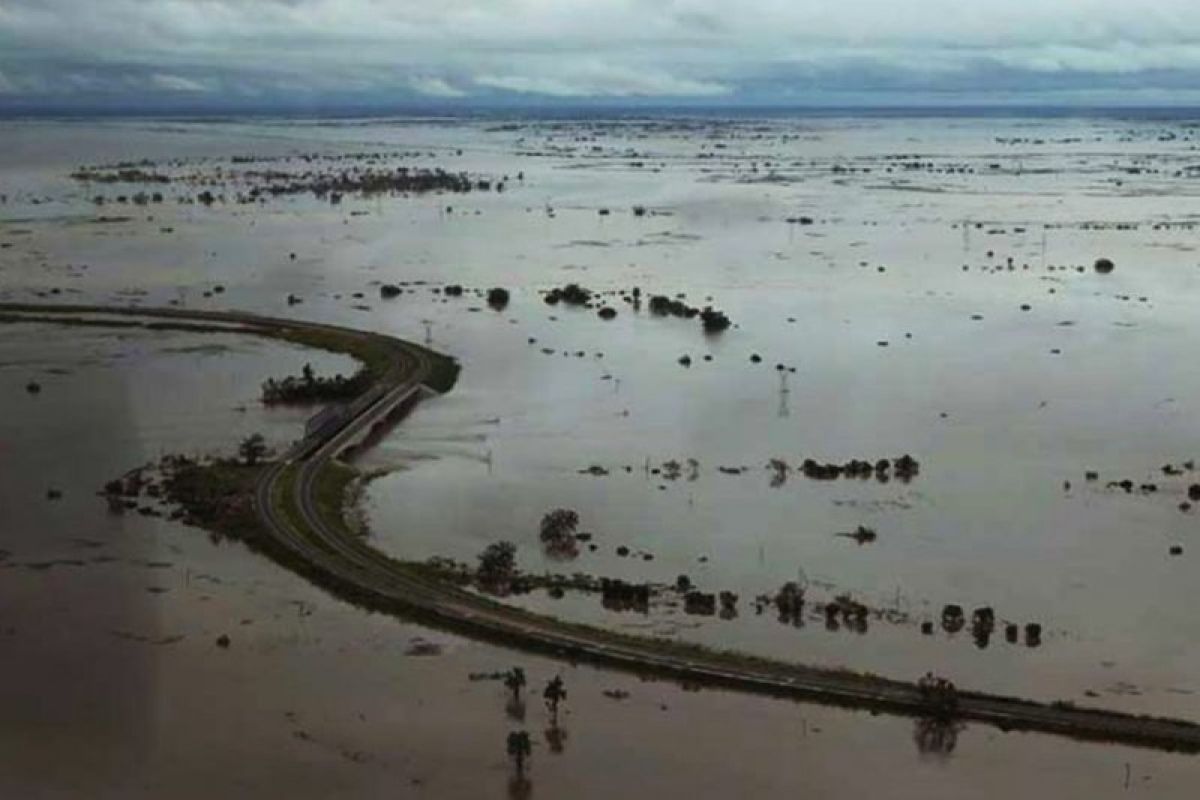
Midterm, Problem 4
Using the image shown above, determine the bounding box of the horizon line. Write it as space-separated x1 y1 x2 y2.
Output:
6 101 1200 121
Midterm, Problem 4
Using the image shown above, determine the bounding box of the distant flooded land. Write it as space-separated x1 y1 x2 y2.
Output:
5 112 1200 797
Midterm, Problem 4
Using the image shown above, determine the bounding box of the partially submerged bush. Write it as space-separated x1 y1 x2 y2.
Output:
477 541 517 584
648 294 696 318
487 287 510 309
544 284 592 306
647 294 733 333
600 578 650 613
699 307 731 332
262 362 369 405
539 509 580 558
775 581 805 622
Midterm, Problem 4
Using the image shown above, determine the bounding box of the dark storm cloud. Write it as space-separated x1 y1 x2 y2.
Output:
4 1 1200 106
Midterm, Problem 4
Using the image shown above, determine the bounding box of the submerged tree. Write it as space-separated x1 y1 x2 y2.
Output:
543 675 567 725
261 363 369 405
506 730 532 777
539 509 579 543
539 508 580 559
477 541 517 585
504 667 527 702
487 287 511 310
238 433 267 466
699 306 732 332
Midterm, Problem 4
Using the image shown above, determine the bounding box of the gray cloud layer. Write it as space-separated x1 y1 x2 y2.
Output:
4 0 1200 106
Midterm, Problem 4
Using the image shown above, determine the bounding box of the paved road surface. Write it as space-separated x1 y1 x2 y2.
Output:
7 303 1200 754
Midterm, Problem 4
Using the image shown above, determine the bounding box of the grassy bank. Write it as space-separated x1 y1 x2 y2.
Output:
0 303 460 396
311 460 360 538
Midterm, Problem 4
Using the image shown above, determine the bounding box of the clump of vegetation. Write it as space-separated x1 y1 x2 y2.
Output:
971 607 995 648
647 294 733 333
941 604 965 633
699 307 731 332
823 594 871 633
918 672 960 719
539 508 580 559
798 454 921 483
487 287 510 310
600 578 650 613
544 283 592 306
543 675 567 724
477 541 518 587
71 168 172 184
648 294 697 318
238 433 268 466
838 525 877 545
156 454 264 540
504 667 527 701
261 362 369 405
379 284 402 299
241 166 485 199
720 590 739 618
894 454 920 481
774 581 805 623
684 591 716 616
539 509 579 540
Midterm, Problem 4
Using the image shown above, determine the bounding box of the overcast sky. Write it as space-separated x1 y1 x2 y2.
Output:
4 0 1200 109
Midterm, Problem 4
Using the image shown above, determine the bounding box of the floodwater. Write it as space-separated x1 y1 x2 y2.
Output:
4 112 1200 795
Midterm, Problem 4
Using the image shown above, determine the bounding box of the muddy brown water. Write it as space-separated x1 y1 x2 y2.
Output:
4 115 1200 795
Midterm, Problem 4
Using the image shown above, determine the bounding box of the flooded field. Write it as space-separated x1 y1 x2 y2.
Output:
4 112 1200 794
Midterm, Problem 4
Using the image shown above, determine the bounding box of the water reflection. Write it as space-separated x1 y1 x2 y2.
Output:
913 717 964 759
505 697 526 722
544 725 568 755
507 775 533 800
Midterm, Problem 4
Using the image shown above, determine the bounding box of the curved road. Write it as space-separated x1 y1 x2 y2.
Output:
7 302 1200 754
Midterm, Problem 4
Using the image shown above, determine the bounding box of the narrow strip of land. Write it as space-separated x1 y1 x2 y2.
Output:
7 302 1200 754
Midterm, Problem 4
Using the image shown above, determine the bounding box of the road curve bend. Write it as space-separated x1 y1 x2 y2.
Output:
7 302 1200 754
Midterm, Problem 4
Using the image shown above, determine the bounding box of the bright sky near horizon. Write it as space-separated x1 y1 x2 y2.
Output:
4 0 1200 107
